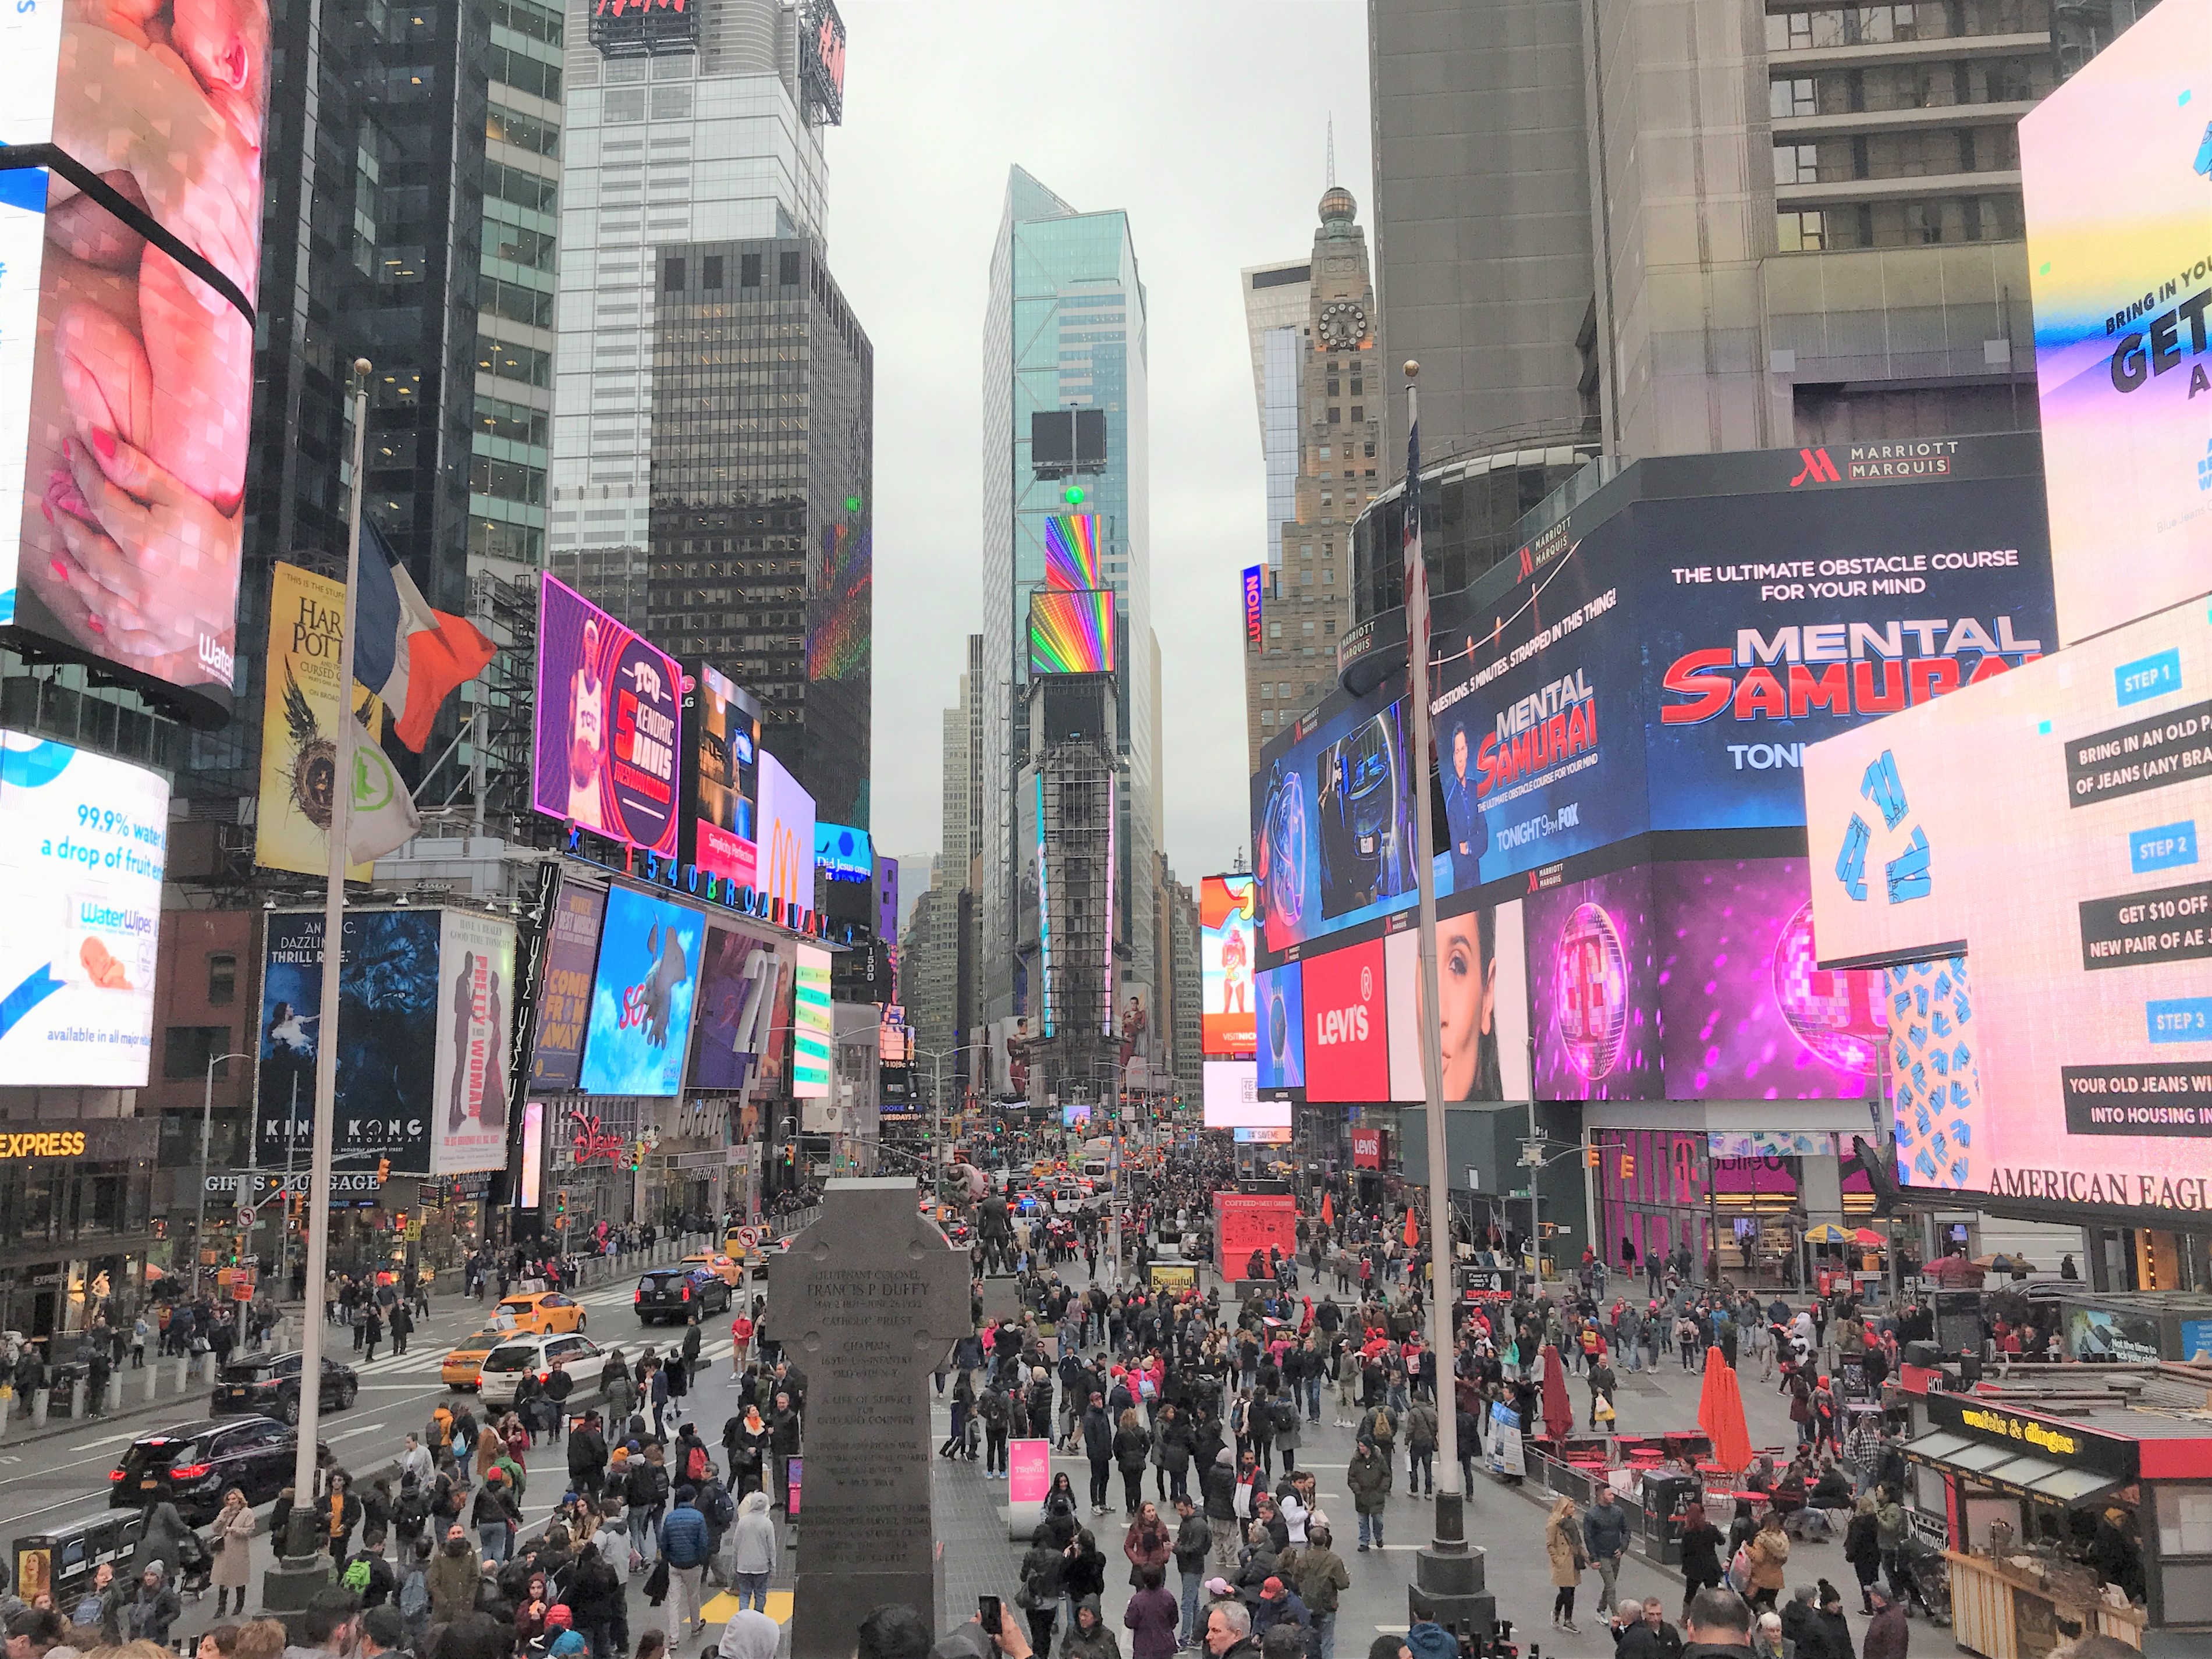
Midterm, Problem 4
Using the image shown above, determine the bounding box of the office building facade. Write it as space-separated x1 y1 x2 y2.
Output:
980 169 1158 1036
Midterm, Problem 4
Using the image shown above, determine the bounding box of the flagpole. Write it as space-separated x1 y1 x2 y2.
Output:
1404 361 1469 1571
280 357 371 1570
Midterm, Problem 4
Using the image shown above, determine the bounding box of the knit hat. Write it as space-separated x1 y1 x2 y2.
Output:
545 1607 574 1630
551 1633 588 1656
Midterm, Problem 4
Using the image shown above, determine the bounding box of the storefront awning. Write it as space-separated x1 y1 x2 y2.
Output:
2025 1465 2130 1508
1948 1440 2024 1475
1975 1452 2065 1495
1902 1430 2129 1508
1903 1429 1972 1465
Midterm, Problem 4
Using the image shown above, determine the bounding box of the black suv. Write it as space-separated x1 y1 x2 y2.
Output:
109 1417 326 1522
634 1266 730 1324
211 1351 358 1424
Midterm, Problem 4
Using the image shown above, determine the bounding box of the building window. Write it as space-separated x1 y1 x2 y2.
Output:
1771 76 1817 118
741 253 762 287
702 255 724 289
207 953 237 1006
1774 144 1820 185
1327 407 1340 425
1262 710 1276 728
1350 406 1362 424
164 1026 233 1081
1777 210 1827 251
779 251 801 286
663 257 685 292
1326 376 1340 396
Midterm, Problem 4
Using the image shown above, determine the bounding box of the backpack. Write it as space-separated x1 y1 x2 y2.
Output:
706 1486 735 1528
1368 1408 1396 1445
686 1444 712 1484
399 1569 429 1624
1273 1399 1298 1436
342 1557 373 1593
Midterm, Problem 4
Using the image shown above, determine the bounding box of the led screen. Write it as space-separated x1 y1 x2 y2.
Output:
1383 900 1531 1104
519 1098 545 1211
528 880 606 1092
2021 0 2212 645
756 748 816 912
1419 447 2055 886
683 662 759 887
1256 961 1304 1091
580 884 704 1096
688 922 786 1093
792 941 832 1098
1045 514 1102 591
1526 864 1662 1101
431 908 518 1174
1884 955 1983 1193
1243 565 1263 649
0 0 273 722
1301 936 1387 1103
256 908 441 1173
1028 589 1116 675
1202 1058 1283 1129
1804 594 2212 1212
815 821 874 883
1252 685 1422 954
1200 873 1257 1057
533 574 681 857
0 730 166 1084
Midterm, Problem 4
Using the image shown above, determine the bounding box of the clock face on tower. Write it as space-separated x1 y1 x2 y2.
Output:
1318 300 1367 351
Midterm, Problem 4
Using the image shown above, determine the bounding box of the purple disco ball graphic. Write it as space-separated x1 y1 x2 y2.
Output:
1772 902 1883 1075
1554 901 1631 1080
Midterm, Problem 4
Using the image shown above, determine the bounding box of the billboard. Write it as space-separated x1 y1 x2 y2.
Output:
0 731 166 1085
1526 864 1663 1102
756 748 816 913
579 884 704 1096
0 0 273 724
792 941 832 1098
1805 594 2212 1212
527 881 605 1092
256 909 440 1173
815 822 874 884
1202 1058 1283 1129
1045 514 1102 591
2021 0 2212 645
1028 590 1116 675
1382 900 1532 1104
1256 961 1304 1091
688 922 787 1093
1200 873 1258 1057
1301 936 1387 1103
532 574 681 857
681 662 759 888
1410 444 2055 886
431 909 518 1174
1254 683 1423 954
1243 566 1264 649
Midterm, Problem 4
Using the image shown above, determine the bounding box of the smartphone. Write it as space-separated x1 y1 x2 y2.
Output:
978 1596 1003 1636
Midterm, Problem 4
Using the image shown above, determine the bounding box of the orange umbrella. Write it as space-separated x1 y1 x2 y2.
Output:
1404 1209 1419 1248
1320 1192 1335 1227
1540 1344 1573 1440
1696 1345 1753 1472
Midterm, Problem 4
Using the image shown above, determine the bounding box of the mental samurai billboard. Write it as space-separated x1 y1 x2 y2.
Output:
0 0 275 722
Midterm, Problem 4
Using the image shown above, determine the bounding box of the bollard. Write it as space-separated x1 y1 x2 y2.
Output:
31 1387 47 1426
69 1379 84 1419
143 1358 159 1403
173 1356 190 1398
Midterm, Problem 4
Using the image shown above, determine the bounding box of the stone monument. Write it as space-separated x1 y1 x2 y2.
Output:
765 1177 971 1659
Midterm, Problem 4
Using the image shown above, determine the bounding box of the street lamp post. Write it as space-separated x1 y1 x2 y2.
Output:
193 1051 253 1298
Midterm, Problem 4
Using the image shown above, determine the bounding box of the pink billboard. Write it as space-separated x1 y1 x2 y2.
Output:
532 574 681 857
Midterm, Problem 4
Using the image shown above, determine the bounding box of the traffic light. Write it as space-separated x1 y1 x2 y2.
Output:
556 1191 569 1221
1585 1146 1601 1168
1619 1152 1636 1182
392 1209 408 1232
377 1157 391 1183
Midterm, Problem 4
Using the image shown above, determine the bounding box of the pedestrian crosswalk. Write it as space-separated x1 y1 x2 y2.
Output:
339 1330 751 1384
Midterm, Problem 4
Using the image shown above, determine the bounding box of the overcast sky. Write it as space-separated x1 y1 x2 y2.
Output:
833 1 1373 888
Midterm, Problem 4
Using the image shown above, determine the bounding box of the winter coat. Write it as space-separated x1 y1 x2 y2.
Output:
1251 1590 1309 1639
1546 1515 1586 1587
429 1541 482 1624
1122 1521 1173 1579
1860 1601 1908 1659
1202 1460 1238 1522
125 1583 182 1643
1748 1528 1791 1591
212 1500 257 1590
1345 1445 1392 1515
1405 1402 1439 1450
1294 1544 1349 1614
1806 1608 1856 1659
1060 1601 1121 1659
567 1555 624 1629
1844 1511 1881 1568
1171 1513 1211 1573
1123 1585 1181 1659
1114 1424 1153 1475
659 1502 711 1568
1084 1406 1114 1462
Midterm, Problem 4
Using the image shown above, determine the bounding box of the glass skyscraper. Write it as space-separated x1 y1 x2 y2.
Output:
980 168 1156 1031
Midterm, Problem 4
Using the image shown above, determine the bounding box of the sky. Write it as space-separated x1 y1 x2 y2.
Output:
835 0 1373 887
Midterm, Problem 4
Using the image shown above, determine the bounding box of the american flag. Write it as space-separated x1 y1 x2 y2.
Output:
1403 392 1428 681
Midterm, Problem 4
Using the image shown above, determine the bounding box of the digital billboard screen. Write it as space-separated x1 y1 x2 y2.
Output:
815 822 874 884
1200 873 1257 1057
756 748 816 913
533 574 681 857
2021 0 2212 646
1382 900 1531 1105
688 923 786 1093
1526 863 1663 1102
1202 1058 1283 1129
1301 935 1387 1103
682 662 759 887
0 0 274 724
0 731 166 1085
579 884 704 1096
1421 449 2055 886
792 941 832 1098
1045 514 1102 591
1028 589 1116 675
528 880 605 1092
1805 593 2212 1213
431 908 518 1174
1256 961 1304 1092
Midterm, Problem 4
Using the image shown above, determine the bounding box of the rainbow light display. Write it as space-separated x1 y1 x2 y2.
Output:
1028 590 1116 675
1043 513 1102 591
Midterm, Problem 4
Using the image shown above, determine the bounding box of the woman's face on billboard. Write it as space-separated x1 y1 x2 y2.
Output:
1437 911 1495 1099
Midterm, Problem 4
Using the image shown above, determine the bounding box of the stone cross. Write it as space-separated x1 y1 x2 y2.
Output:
765 1177 971 1659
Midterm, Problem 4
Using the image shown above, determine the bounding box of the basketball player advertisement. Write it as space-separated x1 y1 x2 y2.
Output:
1199 873 1256 1057
532 574 681 857
431 908 517 1175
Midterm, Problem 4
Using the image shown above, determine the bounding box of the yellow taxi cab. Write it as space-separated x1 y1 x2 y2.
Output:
441 1327 513 1390
681 1252 746 1288
493 1290 587 1335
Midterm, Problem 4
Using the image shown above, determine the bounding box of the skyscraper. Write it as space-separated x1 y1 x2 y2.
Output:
645 239 874 825
548 0 833 625
980 169 1156 1038
1239 257 1308 775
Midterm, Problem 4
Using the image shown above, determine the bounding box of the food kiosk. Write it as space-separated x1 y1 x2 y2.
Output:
1898 1373 2212 1656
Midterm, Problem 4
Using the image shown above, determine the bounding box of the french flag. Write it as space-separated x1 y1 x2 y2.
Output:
354 517 496 751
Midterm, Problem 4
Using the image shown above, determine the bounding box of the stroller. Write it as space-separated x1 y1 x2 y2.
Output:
1894 1533 1952 1626
174 1527 213 1598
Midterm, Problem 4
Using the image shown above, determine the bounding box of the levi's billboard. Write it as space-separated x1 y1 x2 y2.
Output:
1423 436 2058 885
1302 936 1386 1102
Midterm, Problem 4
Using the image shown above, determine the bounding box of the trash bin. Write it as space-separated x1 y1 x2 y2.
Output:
14 1511 144 1605
1641 1472 1700 1566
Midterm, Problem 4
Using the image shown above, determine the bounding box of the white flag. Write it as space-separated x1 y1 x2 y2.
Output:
347 714 421 864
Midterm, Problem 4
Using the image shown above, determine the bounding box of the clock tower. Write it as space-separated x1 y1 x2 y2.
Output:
1241 184 1381 775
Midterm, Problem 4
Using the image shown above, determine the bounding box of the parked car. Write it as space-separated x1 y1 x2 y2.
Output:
477 1333 610 1409
109 1416 325 1522
211 1352 358 1425
635 1267 731 1324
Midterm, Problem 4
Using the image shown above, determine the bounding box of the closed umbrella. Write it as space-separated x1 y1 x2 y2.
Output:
1697 1345 1753 1473
1540 1343 1573 1440
1319 1191 1334 1228
1404 1209 1419 1249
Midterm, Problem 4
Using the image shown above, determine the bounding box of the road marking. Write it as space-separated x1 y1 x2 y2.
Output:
68 1431 138 1451
328 1420 388 1441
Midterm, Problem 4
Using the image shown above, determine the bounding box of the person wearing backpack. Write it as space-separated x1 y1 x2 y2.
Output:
396 1536 433 1639
341 1536 397 1609
624 1444 667 1561
697 1474 736 1586
1404 1397 1439 1497
1270 1388 1302 1476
